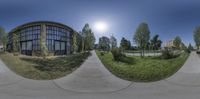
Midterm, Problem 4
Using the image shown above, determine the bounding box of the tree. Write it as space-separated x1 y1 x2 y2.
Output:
120 37 131 50
110 35 117 49
40 32 48 58
133 22 150 57
76 31 82 52
0 26 7 51
188 43 194 51
81 31 85 52
146 42 151 50
13 33 19 55
1 33 7 51
90 31 96 49
0 26 4 41
41 42 48 59
81 23 96 51
180 42 187 50
150 34 162 51
72 31 78 53
174 36 182 49
194 26 200 49
99 36 110 51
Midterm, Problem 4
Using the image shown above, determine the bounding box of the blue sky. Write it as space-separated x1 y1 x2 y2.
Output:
0 0 200 46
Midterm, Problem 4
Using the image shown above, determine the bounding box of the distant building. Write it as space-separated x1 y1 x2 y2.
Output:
163 39 176 49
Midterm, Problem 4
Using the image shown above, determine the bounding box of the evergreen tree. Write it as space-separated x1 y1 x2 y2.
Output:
120 37 131 50
150 34 162 50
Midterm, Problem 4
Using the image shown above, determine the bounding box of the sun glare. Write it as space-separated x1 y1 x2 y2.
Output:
94 21 108 33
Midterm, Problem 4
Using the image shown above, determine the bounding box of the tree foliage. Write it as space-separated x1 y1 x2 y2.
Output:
174 36 182 49
41 42 48 59
81 23 95 51
180 42 187 50
2 33 7 51
120 37 131 50
188 43 194 51
72 31 78 53
133 22 150 57
0 26 7 51
40 33 48 59
99 36 110 51
150 34 162 50
13 33 19 55
194 26 200 49
110 35 117 49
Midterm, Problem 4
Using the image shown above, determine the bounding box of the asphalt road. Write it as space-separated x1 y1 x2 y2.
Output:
0 51 199 99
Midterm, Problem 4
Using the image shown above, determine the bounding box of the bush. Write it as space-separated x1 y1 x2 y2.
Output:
111 48 124 61
197 50 200 54
100 51 105 56
118 56 134 64
13 52 19 56
184 48 191 53
161 49 176 59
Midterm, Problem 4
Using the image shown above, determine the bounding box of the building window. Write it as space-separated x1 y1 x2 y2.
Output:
61 42 65 50
22 42 26 50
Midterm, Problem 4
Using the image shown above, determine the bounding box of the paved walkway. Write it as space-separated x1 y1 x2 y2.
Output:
0 51 199 99
53 51 132 93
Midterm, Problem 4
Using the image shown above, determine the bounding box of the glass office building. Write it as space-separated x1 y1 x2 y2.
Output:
7 21 75 56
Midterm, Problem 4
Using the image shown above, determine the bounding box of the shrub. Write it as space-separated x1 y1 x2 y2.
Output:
184 48 191 53
111 48 124 61
161 49 176 59
197 50 200 54
118 56 134 64
100 51 105 56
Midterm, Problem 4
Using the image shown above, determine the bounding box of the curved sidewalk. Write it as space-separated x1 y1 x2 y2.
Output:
165 52 200 86
0 51 200 99
53 50 132 93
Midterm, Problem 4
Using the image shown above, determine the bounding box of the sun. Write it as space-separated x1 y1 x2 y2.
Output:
94 21 108 33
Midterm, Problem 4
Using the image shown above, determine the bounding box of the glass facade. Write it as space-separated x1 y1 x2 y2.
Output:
19 25 41 55
46 25 71 55
7 21 73 56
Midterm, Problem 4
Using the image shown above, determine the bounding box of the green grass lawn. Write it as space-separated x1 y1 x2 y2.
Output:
0 52 90 80
96 50 189 82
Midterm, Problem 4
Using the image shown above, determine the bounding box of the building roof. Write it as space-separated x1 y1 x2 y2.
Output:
9 21 76 33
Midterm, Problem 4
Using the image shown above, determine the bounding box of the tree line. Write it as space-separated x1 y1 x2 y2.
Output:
0 21 200 54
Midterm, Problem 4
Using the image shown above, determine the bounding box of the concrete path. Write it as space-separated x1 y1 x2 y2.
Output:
0 51 199 99
53 51 132 93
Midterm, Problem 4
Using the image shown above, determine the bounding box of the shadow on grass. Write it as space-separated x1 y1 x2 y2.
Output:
20 52 91 72
117 56 135 65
